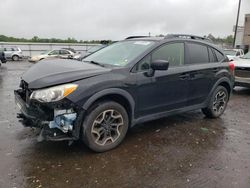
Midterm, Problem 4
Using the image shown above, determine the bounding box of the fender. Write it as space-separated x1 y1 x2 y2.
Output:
205 77 233 104
82 88 135 120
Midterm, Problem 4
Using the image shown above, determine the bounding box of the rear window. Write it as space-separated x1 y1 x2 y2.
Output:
187 43 209 64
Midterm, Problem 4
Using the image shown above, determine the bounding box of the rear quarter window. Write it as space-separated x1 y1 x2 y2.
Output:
214 50 225 62
187 43 209 64
208 47 216 62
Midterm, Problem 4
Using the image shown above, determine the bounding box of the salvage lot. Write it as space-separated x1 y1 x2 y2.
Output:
0 61 250 188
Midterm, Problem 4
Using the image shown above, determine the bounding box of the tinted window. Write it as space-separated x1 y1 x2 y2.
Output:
4 48 13 51
187 43 209 64
208 48 216 62
214 50 225 62
152 43 184 67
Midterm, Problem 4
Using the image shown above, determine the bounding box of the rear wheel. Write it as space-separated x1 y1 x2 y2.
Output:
12 55 19 61
202 86 229 118
82 101 129 152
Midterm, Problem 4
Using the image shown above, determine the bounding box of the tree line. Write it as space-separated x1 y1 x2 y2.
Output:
0 35 111 44
0 34 234 45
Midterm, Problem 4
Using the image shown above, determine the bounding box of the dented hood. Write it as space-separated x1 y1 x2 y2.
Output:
22 59 110 89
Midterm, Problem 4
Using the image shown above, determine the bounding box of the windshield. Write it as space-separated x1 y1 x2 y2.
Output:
88 45 105 53
223 50 236 56
83 41 155 66
242 52 250 59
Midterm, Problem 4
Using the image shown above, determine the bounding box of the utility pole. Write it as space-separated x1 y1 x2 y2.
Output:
233 0 242 48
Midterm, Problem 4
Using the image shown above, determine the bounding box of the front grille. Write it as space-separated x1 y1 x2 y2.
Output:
235 67 250 78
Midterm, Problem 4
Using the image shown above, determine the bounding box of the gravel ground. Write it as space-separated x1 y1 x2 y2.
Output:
0 61 250 188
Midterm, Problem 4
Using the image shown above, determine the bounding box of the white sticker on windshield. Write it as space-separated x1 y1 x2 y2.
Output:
134 41 151 45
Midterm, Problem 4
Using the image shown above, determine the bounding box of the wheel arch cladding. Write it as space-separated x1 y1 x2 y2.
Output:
82 88 135 125
211 77 232 98
218 81 231 96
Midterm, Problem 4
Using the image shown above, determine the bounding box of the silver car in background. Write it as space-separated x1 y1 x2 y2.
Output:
2 47 24 61
234 51 250 88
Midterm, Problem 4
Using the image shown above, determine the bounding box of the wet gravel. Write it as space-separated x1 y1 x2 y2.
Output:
0 61 250 188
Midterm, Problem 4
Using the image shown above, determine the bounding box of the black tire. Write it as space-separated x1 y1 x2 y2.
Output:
202 86 229 118
82 101 129 152
12 55 19 61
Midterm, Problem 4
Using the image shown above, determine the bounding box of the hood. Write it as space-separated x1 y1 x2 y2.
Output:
234 58 250 68
22 59 110 89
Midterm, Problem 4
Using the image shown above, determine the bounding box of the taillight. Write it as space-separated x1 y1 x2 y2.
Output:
229 61 235 75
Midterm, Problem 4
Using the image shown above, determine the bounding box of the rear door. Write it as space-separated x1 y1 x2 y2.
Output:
135 42 190 117
185 42 221 106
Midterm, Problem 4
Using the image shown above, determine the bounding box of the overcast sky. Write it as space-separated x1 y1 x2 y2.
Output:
0 0 250 40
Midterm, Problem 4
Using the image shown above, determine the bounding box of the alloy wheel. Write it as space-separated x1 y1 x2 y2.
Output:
91 109 124 146
212 90 227 114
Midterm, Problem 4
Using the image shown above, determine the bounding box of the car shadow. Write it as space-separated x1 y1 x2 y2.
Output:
17 110 227 187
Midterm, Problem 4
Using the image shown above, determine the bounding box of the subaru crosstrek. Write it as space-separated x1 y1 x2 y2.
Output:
15 34 235 152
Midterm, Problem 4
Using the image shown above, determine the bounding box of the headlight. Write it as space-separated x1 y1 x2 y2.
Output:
30 84 78 103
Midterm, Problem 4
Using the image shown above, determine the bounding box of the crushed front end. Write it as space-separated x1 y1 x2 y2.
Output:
14 80 84 142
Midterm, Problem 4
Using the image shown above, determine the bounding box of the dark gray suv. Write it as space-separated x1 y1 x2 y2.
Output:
15 34 235 152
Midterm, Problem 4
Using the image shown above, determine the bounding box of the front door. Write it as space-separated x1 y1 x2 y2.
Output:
135 42 190 118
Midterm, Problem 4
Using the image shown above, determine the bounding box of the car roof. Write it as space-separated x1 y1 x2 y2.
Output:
124 34 220 50
125 34 213 43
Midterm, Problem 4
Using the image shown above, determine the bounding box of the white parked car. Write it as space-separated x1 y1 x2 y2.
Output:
29 49 75 63
234 51 250 88
223 49 244 61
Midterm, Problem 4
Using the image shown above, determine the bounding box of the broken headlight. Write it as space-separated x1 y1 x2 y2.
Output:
30 84 78 103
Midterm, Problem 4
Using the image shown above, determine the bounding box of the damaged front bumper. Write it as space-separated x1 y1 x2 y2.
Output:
14 89 85 142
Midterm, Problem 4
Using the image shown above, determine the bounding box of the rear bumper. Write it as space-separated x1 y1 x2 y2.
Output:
235 76 250 88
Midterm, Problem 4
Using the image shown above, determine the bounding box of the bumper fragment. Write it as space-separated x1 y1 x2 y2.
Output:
15 89 85 141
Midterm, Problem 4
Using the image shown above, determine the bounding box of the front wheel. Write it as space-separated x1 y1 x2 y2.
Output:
82 101 129 152
202 86 229 118
12 55 19 61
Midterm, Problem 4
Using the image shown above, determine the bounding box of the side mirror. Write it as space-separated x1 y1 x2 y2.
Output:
151 60 169 71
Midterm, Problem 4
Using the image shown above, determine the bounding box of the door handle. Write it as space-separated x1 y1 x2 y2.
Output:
179 73 189 80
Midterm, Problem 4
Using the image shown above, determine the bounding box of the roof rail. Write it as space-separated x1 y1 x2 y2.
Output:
165 34 212 42
125 36 149 40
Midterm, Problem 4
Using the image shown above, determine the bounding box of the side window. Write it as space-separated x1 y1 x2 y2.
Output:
187 43 209 64
214 50 225 62
152 43 184 67
60 50 70 55
208 48 216 62
49 50 59 55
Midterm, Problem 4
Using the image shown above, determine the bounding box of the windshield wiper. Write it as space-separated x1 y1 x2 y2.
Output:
84 60 105 67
